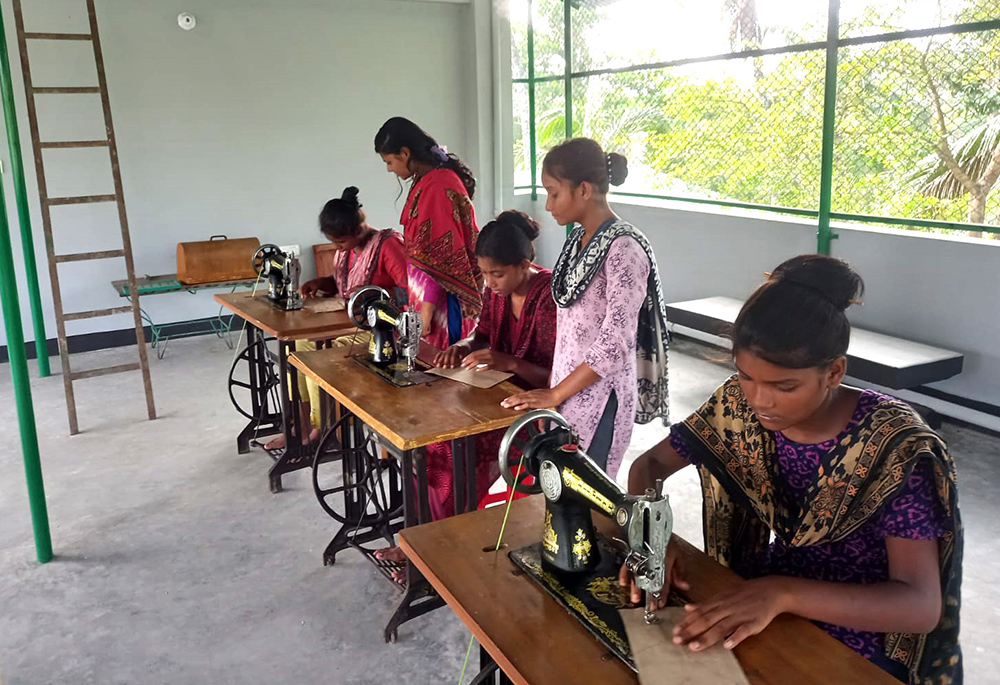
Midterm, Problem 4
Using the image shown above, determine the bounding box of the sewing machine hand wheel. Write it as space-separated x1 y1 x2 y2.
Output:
347 285 390 328
498 409 573 495
251 243 281 276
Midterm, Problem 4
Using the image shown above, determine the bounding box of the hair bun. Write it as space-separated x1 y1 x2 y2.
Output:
496 209 540 242
607 152 629 187
772 254 863 311
341 186 361 208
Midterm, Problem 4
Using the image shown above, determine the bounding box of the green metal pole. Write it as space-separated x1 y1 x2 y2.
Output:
816 0 840 255
0 5 49 377
563 0 572 139
527 0 537 201
0 147 52 564
563 0 573 237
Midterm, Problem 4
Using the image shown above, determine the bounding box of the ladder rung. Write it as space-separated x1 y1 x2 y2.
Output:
63 306 133 321
31 86 100 94
40 140 109 149
24 32 93 41
70 362 140 381
55 250 125 263
48 194 117 206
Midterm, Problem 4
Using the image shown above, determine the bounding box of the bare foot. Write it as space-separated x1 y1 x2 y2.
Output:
374 546 406 563
263 433 286 451
263 428 321 451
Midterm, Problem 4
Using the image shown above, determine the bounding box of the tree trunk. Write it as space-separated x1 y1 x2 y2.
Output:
968 187 986 238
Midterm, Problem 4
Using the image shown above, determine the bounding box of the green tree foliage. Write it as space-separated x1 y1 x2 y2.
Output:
511 0 1000 232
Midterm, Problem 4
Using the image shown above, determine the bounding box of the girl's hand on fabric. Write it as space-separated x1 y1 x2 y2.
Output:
461 348 515 373
617 539 689 609
299 278 328 299
434 344 469 369
500 388 560 411
672 577 789 651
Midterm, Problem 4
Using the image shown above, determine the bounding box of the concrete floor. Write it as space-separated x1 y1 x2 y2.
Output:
0 335 996 684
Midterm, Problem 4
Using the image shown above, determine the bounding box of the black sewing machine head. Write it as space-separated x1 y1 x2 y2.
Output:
347 285 422 370
499 410 672 622
252 244 303 311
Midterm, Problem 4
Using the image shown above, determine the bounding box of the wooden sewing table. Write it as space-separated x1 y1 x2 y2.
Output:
290 344 526 642
215 292 357 492
399 496 903 685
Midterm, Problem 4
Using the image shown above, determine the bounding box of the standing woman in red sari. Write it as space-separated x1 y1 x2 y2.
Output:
374 117 483 348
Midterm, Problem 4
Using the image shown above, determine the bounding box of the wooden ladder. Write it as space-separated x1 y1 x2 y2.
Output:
11 0 155 434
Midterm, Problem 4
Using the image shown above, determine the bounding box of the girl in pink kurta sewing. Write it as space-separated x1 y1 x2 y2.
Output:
503 139 670 479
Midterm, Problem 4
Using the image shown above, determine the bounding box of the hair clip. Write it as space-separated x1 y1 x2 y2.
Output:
849 298 864 306
763 271 772 278
606 153 613 179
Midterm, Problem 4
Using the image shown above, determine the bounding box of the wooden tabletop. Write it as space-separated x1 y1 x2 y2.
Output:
215 292 357 341
399 496 901 685
289 345 526 451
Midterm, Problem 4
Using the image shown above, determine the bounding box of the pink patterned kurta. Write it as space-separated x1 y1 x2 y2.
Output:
551 236 650 479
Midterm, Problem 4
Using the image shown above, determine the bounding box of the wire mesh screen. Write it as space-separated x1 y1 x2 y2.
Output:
510 0 1000 235
834 25 1000 225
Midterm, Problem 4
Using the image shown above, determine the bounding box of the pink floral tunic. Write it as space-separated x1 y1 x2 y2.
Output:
551 235 650 478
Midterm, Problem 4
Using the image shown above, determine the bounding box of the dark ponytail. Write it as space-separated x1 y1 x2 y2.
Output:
373 117 477 199
319 186 364 239
731 254 865 369
542 138 628 194
475 210 540 265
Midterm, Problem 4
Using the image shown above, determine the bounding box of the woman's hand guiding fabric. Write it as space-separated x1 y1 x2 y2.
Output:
617 538 689 611
461 348 515 373
501 387 561 411
434 343 469 368
300 277 332 299
672 577 789 651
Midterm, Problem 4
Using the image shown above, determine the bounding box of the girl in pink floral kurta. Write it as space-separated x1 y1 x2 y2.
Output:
503 139 670 479
550 227 651 477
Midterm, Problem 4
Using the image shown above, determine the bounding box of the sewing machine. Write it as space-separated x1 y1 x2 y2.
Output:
497 410 673 669
252 244 303 310
347 285 433 387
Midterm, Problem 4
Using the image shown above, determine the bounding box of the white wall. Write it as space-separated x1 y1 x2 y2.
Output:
513 193 1000 411
1 0 491 345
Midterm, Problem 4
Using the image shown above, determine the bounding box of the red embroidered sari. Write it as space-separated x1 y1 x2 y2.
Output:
401 168 483 349
425 269 557 520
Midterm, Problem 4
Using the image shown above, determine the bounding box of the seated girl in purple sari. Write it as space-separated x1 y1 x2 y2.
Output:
624 255 963 685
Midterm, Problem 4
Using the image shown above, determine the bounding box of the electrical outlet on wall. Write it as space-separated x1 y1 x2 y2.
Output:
279 244 300 259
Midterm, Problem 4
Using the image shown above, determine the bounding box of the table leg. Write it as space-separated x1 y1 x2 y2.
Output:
383 446 447 643
235 325 281 454
414 447 432 524
451 435 479 515
268 339 312 493
452 437 468 515
321 410 403 566
472 646 513 685
464 435 477 514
